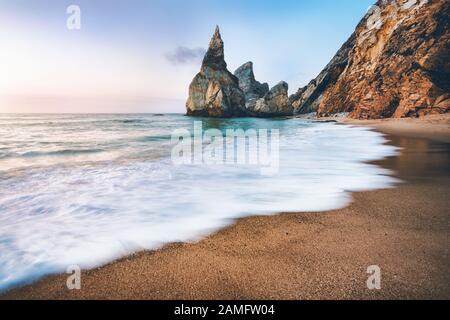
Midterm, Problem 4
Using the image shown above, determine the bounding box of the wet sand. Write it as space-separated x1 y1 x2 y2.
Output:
2 120 450 300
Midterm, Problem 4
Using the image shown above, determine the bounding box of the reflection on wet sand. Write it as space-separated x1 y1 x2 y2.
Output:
376 135 450 182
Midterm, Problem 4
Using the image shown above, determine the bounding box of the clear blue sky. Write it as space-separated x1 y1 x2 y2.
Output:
0 0 375 112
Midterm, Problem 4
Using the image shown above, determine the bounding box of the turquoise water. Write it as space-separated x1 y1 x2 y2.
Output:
0 114 398 291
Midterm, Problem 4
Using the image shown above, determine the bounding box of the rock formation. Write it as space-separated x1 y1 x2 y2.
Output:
186 26 246 117
289 35 356 115
251 82 293 117
291 0 450 119
234 62 269 110
233 62 292 117
186 28 294 118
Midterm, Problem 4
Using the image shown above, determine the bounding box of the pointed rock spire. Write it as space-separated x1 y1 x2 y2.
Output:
202 25 227 70
186 26 246 117
213 25 221 38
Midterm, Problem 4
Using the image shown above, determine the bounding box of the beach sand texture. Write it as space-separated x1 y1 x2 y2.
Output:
3 118 450 300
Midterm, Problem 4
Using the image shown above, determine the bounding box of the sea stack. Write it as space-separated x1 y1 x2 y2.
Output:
252 81 293 117
186 26 246 117
234 61 269 110
233 62 293 117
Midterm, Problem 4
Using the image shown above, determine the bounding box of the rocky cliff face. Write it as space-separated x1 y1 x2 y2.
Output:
187 28 293 117
186 27 247 117
291 0 450 119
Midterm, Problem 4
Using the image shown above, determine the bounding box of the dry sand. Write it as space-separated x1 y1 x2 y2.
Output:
2 116 450 300
340 114 450 143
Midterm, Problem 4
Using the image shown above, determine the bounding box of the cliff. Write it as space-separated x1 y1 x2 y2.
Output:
291 0 450 119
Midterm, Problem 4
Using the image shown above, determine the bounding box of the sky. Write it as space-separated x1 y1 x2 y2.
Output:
0 0 375 113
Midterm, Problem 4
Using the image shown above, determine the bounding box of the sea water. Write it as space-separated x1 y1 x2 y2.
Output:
0 114 399 291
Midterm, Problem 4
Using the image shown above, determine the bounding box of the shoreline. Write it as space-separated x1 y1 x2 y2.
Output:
2 116 450 300
338 114 450 143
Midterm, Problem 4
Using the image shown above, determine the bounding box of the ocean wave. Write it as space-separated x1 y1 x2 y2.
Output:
136 135 172 142
114 119 145 124
20 149 104 158
0 116 399 292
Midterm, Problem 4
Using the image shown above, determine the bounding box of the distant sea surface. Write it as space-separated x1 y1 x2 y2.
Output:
0 114 398 291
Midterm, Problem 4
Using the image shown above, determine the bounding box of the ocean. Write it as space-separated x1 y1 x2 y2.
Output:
0 114 399 291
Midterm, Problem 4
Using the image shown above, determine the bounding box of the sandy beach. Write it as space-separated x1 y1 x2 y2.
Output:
1 0 449 303
340 114 450 143
2 116 450 300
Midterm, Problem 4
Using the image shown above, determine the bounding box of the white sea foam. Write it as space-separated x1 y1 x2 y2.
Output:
0 114 399 291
